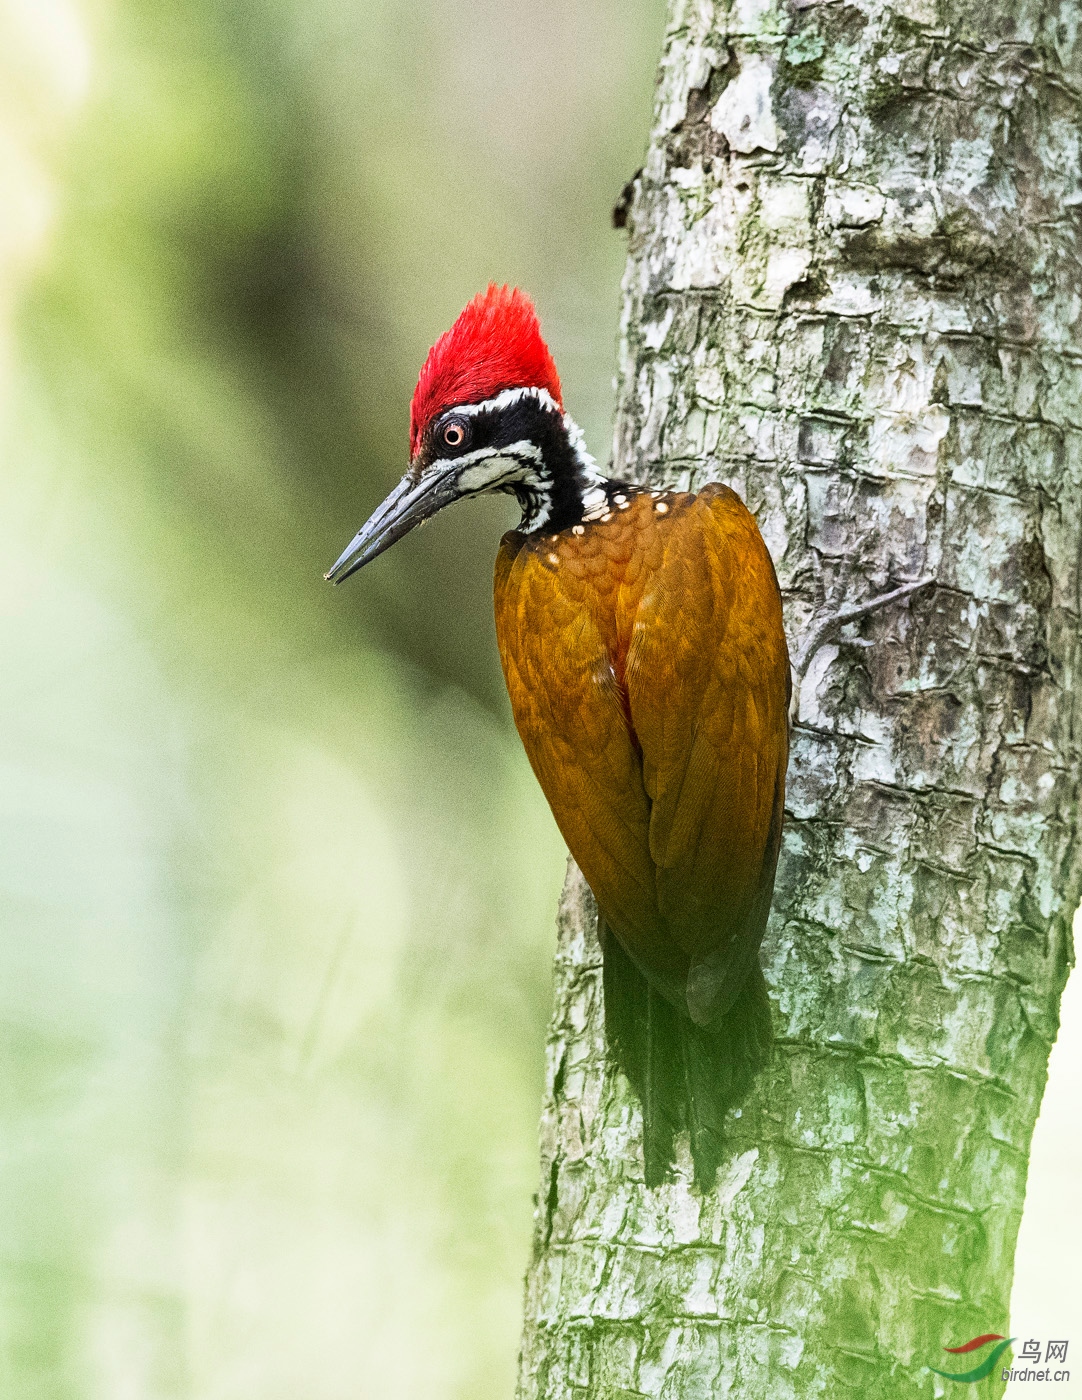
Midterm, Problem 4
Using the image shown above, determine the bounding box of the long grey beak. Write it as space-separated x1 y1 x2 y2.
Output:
324 465 462 584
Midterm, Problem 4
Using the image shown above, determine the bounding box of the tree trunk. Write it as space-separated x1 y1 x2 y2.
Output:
516 0 1082 1395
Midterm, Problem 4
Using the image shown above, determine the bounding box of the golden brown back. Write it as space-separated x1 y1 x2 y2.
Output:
494 483 789 1029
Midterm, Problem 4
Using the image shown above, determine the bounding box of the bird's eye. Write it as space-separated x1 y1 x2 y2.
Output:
441 419 469 450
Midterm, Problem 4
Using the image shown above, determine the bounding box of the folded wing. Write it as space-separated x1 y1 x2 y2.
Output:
494 484 789 1026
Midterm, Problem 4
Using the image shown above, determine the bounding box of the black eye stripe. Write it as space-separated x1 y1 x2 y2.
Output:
430 396 568 464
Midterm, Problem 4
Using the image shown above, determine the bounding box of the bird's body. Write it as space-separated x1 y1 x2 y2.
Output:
495 482 788 1184
495 483 788 1024
327 285 790 1187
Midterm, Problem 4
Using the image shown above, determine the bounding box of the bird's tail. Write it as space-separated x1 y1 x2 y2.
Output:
600 922 772 1190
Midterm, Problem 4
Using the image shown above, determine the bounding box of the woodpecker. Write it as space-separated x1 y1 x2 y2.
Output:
326 285 790 1188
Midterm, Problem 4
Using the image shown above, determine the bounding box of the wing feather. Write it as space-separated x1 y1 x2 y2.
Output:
494 535 668 976
628 486 789 1020
494 484 789 1027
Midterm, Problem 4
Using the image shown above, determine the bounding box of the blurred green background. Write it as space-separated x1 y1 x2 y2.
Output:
0 1 663 1395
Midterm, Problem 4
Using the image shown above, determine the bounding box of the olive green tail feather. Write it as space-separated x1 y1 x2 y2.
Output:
600 920 772 1190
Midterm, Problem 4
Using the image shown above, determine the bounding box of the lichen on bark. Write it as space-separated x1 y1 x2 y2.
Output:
516 0 1082 1396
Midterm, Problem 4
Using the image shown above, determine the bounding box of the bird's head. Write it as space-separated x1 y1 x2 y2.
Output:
325 284 607 583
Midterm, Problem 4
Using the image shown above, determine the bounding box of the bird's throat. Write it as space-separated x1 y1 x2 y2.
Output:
508 409 625 535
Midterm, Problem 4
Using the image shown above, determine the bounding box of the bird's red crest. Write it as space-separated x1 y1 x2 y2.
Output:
409 284 563 457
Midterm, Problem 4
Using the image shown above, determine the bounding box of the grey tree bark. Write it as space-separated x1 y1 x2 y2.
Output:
515 0 1082 1395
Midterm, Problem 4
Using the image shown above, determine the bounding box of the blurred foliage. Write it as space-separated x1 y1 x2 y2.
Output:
0 0 663 1395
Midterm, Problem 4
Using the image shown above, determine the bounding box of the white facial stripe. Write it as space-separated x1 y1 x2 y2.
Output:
453 438 553 530
455 440 545 494
450 386 562 419
457 459 516 493
562 413 605 489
